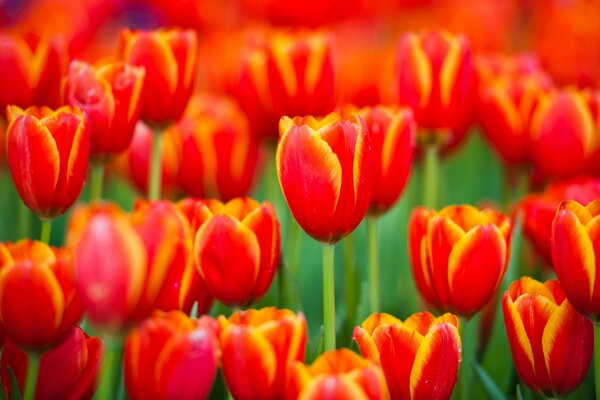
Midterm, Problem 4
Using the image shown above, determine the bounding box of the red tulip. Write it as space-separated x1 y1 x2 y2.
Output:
124 311 219 400
502 277 593 397
277 112 372 243
6 105 90 219
218 307 306 400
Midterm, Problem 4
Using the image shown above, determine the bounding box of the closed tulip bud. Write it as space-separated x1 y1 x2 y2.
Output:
124 311 219 400
409 205 511 317
353 311 461 400
1 327 102 400
277 112 372 243
0 240 83 351
218 307 306 400
502 277 593 397
193 197 280 307
357 105 416 215
6 105 90 219
118 28 198 124
63 60 145 164
287 348 388 400
396 30 474 148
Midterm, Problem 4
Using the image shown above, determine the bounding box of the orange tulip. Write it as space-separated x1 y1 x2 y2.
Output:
551 199 600 321
277 112 372 243
118 28 198 124
287 348 388 400
0 240 82 351
1 327 102 400
357 105 416 215
218 307 306 400
395 30 474 148
6 105 90 219
502 277 593 397
63 60 145 164
353 311 461 400
408 205 511 316
193 197 280 307
124 311 219 400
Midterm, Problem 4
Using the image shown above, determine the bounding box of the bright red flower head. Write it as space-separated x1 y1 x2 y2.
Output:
409 205 511 317
502 277 593 397
192 197 280 307
1 327 102 400
287 348 388 400
124 311 219 400
63 60 145 164
0 240 82 351
118 28 198 124
353 311 461 400
6 105 90 219
277 112 372 244
218 307 306 400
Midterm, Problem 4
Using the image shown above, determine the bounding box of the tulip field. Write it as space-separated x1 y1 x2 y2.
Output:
2 1 600 399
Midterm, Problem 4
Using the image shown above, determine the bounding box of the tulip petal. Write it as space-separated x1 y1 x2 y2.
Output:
299 375 369 400
502 293 535 387
353 326 381 364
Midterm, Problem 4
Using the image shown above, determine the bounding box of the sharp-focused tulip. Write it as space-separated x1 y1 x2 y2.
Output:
353 311 461 400
63 60 145 164
6 106 90 219
287 348 388 400
176 93 260 200
218 307 306 400
1 327 102 400
395 30 474 148
118 28 198 124
236 30 335 139
409 205 511 316
277 112 372 243
551 199 600 321
502 277 593 397
193 197 280 307
124 311 219 400
519 177 600 265
0 240 82 351
357 105 416 215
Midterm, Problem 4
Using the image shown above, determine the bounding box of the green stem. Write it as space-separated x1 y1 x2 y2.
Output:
458 315 479 400
343 233 358 333
17 200 31 240
423 144 440 208
23 352 40 400
595 324 600 400
98 335 124 400
40 219 52 244
90 164 105 202
322 244 336 351
367 217 380 312
148 131 163 201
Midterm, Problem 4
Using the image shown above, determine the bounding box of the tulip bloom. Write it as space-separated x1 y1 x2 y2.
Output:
277 112 372 243
396 30 474 148
124 311 218 400
353 311 461 400
409 205 511 316
6 106 90 219
118 28 198 124
287 348 388 399
502 277 593 397
0 240 82 350
193 197 280 307
218 307 306 400
1 327 102 400
63 60 145 164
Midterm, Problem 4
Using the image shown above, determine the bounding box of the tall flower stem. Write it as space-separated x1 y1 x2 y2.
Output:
90 164 105 202
40 219 52 244
343 233 358 333
148 130 163 201
322 244 336 351
595 323 600 400
423 144 440 208
23 352 41 400
98 335 124 400
367 217 380 311
458 315 478 400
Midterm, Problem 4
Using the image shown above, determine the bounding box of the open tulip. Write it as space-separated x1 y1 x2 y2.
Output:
502 277 593 397
193 197 280 307
218 307 306 400
353 311 461 400
409 205 511 317
124 311 219 400
287 348 388 400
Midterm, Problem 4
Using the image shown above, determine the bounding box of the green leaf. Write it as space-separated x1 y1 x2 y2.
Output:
473 362 507 400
